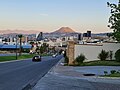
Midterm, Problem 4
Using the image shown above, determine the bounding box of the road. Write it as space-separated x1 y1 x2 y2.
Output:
0 55 63 90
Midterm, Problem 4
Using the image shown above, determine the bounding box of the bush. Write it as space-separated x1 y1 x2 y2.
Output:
104 71 108 75
98 50 109 61
75 54 86 64
110 70 116 74
115 49 120 62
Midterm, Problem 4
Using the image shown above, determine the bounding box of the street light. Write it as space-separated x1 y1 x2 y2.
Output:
16 35 18 60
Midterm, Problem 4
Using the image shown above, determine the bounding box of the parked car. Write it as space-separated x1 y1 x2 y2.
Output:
32 55 41 61
52 53 58 58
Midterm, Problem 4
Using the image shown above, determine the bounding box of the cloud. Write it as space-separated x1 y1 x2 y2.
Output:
40 14 48 16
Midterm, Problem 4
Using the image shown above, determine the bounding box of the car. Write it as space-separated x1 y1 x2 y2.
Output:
52 53 58 58
32 55 41 61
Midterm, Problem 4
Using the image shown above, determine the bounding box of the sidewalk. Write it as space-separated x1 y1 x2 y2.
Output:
33 58 120 90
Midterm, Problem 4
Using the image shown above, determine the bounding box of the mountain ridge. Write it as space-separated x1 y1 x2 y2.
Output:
0 27 76 34
0 30 41 34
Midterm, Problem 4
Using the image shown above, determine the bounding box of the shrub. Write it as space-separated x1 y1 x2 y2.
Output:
75 54 86 64
64 56 69 64
116 71 120 74
104 71 108 75
98 50 109 61
115 49 120 62
110 70 116 74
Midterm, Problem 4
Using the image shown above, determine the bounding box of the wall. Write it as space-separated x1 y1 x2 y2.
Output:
75 43 120 61
67 41 75 65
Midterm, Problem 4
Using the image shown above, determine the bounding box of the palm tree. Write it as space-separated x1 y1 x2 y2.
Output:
18 34 23 56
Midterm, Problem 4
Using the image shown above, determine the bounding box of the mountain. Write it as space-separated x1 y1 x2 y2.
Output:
0 30 41 34
52 27 76 34
0 27 76 35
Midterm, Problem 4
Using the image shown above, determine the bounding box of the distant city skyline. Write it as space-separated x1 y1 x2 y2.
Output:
0 0 118 33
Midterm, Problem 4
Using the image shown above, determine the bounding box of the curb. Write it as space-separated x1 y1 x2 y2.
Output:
48 57 64 73
97 76 120 79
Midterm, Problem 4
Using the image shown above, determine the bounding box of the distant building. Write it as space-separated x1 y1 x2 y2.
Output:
36 32 43 41
21 36 28 44
78 33 81 40
83 33 87 37
87 31 91 37
0 44 32 52
83 31 92 41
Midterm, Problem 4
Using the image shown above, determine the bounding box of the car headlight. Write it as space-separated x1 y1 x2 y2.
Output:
35 57 37 59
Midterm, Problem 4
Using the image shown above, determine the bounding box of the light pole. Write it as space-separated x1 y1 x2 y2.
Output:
16 35 18 60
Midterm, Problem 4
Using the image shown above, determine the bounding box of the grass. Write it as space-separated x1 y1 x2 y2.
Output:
17 54 35 60
0 54 35 62
73 60 120 66
83 60 120 66
0 53 52 62
103 73 120 77
0 56 16 62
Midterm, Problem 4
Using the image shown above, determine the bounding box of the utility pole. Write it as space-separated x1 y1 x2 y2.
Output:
16 35 18 60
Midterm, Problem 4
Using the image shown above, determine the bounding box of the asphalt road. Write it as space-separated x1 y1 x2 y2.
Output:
0 55 63 90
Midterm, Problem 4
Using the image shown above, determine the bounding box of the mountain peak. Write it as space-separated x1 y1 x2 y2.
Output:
53 27 76 33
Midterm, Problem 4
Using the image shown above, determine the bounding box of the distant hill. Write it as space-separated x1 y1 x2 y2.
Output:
0 30 41 35
52 27 76 34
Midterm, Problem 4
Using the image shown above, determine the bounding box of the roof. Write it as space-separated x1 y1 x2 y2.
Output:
0 44 32 49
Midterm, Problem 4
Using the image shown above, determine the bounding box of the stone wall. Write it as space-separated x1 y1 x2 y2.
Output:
67 41 75 65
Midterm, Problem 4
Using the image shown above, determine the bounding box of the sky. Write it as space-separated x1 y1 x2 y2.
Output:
0 0 118 33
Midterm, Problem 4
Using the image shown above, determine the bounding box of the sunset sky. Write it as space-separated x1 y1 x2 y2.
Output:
0 0 118 33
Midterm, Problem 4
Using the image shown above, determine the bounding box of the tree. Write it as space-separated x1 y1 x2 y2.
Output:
18 34 23 56
115 49 120 62
107 0 120 42
39 43 49 54
29 41 34 45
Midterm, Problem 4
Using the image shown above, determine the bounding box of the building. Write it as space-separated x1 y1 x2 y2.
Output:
0 44 32 52
82 31 92 42
36 32 43 41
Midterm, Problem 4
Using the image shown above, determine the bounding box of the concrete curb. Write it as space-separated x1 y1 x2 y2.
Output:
97 76 120 79
48 57 64 73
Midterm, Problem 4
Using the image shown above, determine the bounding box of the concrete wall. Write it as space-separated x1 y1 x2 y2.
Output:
75 43 120 61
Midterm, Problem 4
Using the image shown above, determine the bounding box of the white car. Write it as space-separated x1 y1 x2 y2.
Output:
52 53 57 58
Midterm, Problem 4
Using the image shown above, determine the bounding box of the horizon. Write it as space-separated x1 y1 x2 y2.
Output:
0 28 112 35
0 0 118 33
